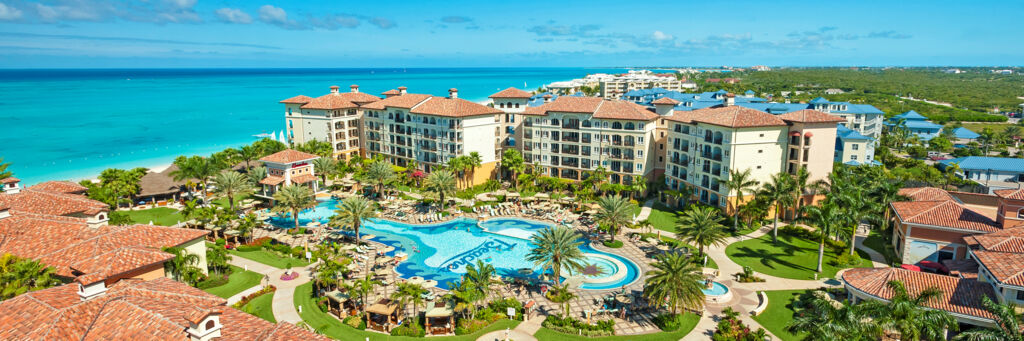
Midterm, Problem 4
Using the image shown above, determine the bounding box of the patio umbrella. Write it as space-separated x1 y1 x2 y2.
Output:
422 280 437 289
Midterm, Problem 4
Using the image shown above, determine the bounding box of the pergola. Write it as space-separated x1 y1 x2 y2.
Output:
366 299 402 332
325 290 357 318
424 301 454 335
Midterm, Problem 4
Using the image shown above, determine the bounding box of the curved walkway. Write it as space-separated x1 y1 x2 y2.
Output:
229 257 316 324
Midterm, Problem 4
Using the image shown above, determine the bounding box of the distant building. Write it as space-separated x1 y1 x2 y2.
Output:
281 85 381 160
598 70 689 99
256 149 321 199
751 65 772 71
824 88 845 95
886 110 944 141
835 125 876 165
944 68 963 74
939 156 1024 183
991 69 1014 75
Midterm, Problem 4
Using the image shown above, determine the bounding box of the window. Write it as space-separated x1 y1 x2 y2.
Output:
205 320 216 330
758 150 763 153
759 133 764 137
1017 290 1024 301
851 155 858 161
756 165 762 169
1017 208 1024 219
852 144 859 150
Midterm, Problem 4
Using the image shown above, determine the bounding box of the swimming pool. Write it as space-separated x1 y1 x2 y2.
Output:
268 199 641 290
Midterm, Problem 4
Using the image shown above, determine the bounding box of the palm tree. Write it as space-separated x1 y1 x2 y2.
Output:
446 156 468 188
786 292 880 340
247 166 268 186
801 201 843 273
501 149 525 189
595 195 634 243
424 170 457 210
642 252 705 315
349 275 379 326
631 176 648 200
213 170 252 211
464 260 496 301
272 185 316 231
312 157 337 186
722 169 759 232
526 226 585 286
791 167 811 219
760 172 795 244
467 152 482 186
205 245 232 275
0 158 12 180
364 160 395 195
236 145 263 170
0 254 61 300
676 205 728 258
236 213 259 244
162 246 202 285
954 296 1023 341
330 196 377 243
871 280 958 340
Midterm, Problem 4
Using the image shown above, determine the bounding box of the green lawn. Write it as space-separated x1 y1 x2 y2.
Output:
242 292 277 323
533 313 699 341
862 230 897 266
202 265 263 299
957 122 1015 134
639 203 759 237
293 282 520 340
227 249 311 269
751 290 808 341
124 207 183 226
210 193 255 209
725 233 873 280
639 233 718 269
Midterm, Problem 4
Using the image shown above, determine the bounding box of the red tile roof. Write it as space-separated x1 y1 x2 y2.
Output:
667 106 787 128
300 91 381 110
259 175 285 186
291 174 317 184
891 200 1001 232
1 177 19 184
843 267 995 321
411 96 503 117
489 87 533 98
651 97 681 105
994 188 1024 201
27 181 88 195
279 95 313 104
71 247 174 285
361 93 431 110
899 187 956 202
521 97 658 121
964 226 1024 253
0 187 108 216
381 89 401 95
776 109 846 123
0 278 329 340
259 149 320 164
973 250 1024 287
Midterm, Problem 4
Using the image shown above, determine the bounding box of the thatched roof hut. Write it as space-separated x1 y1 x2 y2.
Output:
137 165 187 200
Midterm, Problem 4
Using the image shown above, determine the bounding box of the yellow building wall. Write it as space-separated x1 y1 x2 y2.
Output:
465 161 499 187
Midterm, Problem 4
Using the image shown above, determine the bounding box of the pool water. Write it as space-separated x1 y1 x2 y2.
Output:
268 199 640 290
702 281 729 296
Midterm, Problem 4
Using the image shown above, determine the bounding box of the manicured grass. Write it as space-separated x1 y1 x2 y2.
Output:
211 193 255 209
642 202 682 233
862 229 897 266
751 290 809 341
640 233 718 269
124 207 183 226
202 265 263 299
227 249 311 269
957 122 1015 133
242 292 277 323
725 233 873 280
292 282 520 340
533 313 699 341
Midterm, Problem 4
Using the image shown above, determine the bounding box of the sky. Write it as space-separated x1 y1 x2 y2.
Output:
0 0 1021 68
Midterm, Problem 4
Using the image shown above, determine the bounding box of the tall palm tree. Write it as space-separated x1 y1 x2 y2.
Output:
786 292 881 340
272 185 316 231
247 166 268 186
595 195 634 243
526 226 585 286
870 280 958 341
464 260 496 302
760 172 795 244
162 246 202 285
349 275 379 326
0 158 12 180
236 144 263 170
467 152 482 186
801 201 843 273
312 157 337 186
723 169 759 232
642 252 705 315
213 170 252 211
364 160 395 195
446 156 467 188
676 205 728 258
329 196 377 243
954 296 1023 341
424 170 457 210
501 148 525 189
791 167 811 219
236 213 259 244
631 176 648 200
0 254 61 300
205 245 232 275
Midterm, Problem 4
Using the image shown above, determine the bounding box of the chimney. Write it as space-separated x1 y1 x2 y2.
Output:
0 208 9 220
185 308 223 341
330 85 340 94
724 93 736 106
77 280 107 301
350 84 359 93
1 178 21 194
398 86 407 95
448 88 458 99
543 94 552 103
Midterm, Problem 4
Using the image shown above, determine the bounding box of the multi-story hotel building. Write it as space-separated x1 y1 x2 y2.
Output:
514 95 659 185
280 85 381 160
489 87 533 154
599 70 691 100
361 88 502 186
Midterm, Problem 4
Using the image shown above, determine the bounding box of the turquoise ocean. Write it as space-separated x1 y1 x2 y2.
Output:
0 68 627 185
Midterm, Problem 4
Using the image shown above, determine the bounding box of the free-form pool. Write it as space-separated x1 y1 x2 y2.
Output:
268 200 640 290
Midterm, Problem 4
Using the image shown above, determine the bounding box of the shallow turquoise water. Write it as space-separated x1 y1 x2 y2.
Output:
0 68 625 184
702 281 729 296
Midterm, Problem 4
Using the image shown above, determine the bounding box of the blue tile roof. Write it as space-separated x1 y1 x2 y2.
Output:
844 160 883 166
953 127 980 139
892 110 928 121
939 157 1024 173
809 97 829 104
837 124 873 141
899 120 944 130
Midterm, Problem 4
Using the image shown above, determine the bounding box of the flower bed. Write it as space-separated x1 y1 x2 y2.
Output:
231 285 276 309
280 272 300 281
542 315 615 337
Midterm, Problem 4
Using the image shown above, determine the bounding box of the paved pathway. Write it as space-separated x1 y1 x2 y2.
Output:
635 199 655 222
228 257 317 324
477 318 542 341
854 231 889 268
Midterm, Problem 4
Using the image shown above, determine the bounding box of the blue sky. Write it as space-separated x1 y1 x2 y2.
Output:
0 0 1021 68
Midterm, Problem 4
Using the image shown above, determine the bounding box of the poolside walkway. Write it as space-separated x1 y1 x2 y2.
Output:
635 199 655 222
228 257 316 324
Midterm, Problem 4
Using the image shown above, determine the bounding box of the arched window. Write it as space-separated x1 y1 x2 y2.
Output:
713 131 723 144
612 122 623 129
507 102 513 108
499 103 505 108
514 103 520 108
625 122 635 130
205 320 216 330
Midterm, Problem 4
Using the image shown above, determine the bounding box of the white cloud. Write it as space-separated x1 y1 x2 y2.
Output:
0 2 22 20
651 30 674 41
215 8 251 24
258 5 301 29
164 0 196 9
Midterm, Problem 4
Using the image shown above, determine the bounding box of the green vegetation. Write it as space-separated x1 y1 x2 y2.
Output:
725 232 873 280
533 313 699 341
227 248 311 269
123 207 183 226
241 292 276 323
644 202 682 232
639 233 718 269
293 282 519 340
752 290 807 341
862 230 897 265
201 265 262 299
0 254 62 300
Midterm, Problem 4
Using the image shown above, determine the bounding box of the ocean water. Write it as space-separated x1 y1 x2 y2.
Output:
0 68 625 185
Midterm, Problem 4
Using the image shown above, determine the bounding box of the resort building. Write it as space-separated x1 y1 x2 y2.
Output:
939 156 1024 185
516 96 659 185
885 110 944 141
256 149 321 199
835 124 877 165
0 277 327 340
661 104 843 211
361 87 503 186
598 70 692 100
0 178 109 227
281 85 381 160
489 87 533 153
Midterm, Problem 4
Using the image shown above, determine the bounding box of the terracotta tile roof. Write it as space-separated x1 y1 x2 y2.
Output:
489 87 533 98
891 200 1001 232
0 187 108 216
843 267 995 321
0 278 329 341
521 97 658 121
0 177 19 184
259 149 320 164
994 188 1024 201
27 181 88 195
973 250 1024 287
651 97 681 105
300 91 381 110
899 187 956 202
381 89 401 95
71 247 174 285
291 174 317 184
361 93 432 110
279 95 313 104
776 109 846 123
683 106 788 128
410 96 503 117
964 227 1024 253
259 175 285 186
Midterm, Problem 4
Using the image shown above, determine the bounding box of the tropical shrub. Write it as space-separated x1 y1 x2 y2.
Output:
732 266 765 283
343 315 366 329
231 285 276 309
390 321 425 337
603 240 624 248
542 315 615 337
652 313 686 331
833 253 863 267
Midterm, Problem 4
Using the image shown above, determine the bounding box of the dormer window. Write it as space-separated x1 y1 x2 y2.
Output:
1017 208 1024 219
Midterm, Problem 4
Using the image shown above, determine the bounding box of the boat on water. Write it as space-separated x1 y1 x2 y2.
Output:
253 132 273 138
